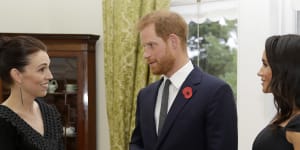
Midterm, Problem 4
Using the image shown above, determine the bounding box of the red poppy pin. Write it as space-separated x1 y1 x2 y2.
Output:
182 86 193 99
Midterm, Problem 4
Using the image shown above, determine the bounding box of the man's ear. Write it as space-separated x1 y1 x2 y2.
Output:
168 34 180 49
10 68 23 84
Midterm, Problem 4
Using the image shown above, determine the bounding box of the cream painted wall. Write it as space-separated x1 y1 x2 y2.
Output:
238 0 273 149
0 0 101 34
0 0 110 150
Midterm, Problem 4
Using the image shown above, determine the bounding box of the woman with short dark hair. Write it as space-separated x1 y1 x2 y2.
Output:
0 36 64 150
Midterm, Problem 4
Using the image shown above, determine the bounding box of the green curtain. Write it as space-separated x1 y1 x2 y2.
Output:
103 0 169 150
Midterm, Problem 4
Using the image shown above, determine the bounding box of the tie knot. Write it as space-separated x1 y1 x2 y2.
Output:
164 79 171 88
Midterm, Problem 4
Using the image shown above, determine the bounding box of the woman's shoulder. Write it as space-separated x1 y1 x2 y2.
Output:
285 114 300 147
0 109 18 148
0 105 17 121
0 105 19 134
285 114 300 132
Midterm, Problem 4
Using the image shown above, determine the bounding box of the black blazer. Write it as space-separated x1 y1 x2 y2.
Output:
130 67 238 150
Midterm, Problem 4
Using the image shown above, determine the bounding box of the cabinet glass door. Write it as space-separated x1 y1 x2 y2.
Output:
44 57 78 150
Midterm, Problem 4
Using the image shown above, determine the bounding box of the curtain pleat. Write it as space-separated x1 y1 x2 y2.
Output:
103 0 170 150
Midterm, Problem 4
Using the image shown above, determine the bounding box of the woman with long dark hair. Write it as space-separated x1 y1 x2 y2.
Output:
253 34 300 150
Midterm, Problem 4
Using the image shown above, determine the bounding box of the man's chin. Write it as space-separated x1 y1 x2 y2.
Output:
150 69 163 76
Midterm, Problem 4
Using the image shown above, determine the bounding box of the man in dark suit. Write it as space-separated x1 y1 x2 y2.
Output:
129 10 237 150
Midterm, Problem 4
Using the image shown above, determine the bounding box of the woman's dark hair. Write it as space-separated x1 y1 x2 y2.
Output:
265 34 300 125
0 36 47 86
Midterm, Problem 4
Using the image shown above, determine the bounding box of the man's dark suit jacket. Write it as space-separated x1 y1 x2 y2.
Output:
130 67 238 150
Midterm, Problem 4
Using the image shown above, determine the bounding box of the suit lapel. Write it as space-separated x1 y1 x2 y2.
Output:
147 78 164 140
156 68 202 145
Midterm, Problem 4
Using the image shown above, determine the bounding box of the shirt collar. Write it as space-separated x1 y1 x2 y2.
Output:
163 60 194 89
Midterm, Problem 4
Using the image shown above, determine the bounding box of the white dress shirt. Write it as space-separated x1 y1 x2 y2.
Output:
155 60 194 133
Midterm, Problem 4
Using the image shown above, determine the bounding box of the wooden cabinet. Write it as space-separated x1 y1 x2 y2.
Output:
0 33 99 150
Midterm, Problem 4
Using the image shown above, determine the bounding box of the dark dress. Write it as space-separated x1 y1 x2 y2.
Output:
0 99 64 150
252 115 300 150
